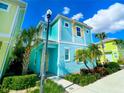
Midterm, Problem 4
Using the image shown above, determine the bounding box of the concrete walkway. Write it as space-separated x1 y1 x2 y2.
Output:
49 69 124 93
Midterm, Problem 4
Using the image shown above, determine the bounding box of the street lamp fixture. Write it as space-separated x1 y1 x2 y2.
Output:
40 9 52 93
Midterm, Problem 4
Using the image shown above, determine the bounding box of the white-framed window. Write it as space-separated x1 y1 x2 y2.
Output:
0 1 10 12
76 26 81 36
64 22 69 28
64 48 70 61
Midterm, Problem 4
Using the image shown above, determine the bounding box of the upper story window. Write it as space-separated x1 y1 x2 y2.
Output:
64 22 69 28
0 2 9 12
76 27 81 36
64 48 70 61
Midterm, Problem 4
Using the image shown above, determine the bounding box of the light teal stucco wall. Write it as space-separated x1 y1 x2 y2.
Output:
58 43 93 76
84 28 92 45
42 21 58 41
29 44 43 74
61 19 72 42
29 43 58 75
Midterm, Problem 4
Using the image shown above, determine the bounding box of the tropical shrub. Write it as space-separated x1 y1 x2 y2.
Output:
80 69 90 75
2 74 38 90
0 85 9 93
94 67 108 76
30 79 65 93
105 67 113 74
104 62 120 72
94 73 101 79
65 74 81 84
118 57 124 65
30 88 39 93
65 74 98 87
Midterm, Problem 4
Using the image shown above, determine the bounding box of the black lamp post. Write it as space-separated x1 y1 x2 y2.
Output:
40 9 52 93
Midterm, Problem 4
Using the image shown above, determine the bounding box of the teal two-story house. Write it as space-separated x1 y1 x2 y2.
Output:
29 15 93 76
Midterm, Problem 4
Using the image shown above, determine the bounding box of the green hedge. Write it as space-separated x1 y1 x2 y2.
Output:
30 79 65 93
104 62 120 73
2 74 38 90
65 74 98 86
0 85 9 93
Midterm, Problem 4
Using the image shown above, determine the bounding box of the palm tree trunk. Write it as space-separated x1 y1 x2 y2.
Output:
101 41 106 64
84 61 91 72
22 47 31 74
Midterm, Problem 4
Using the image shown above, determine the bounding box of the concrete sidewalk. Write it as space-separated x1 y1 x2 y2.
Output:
49 69 124 93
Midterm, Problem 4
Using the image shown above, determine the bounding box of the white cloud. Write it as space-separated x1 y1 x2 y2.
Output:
62 7 70 15
84 3 124 33
72 13 83 21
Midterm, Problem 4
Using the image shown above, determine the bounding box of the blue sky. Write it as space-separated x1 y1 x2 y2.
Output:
22 0 124 42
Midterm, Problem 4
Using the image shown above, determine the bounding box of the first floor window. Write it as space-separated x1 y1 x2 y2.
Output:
65 48 70 61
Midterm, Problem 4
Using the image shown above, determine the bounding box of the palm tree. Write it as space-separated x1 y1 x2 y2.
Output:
21 26 42 74
115 39 124 49
95 32 107 63
115 39 124 62
87 44 102 67
75 49 91 71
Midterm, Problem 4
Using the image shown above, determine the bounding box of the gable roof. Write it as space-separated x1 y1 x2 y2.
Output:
39 14 92 29
51 14 92 29
95 38 118 44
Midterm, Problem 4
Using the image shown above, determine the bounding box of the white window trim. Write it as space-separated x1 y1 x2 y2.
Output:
64 48 70 61
76 26 81 37
0 1 10 12
64 22 69 28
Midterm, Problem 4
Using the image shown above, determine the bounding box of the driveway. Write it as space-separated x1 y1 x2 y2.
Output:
49 69 124 93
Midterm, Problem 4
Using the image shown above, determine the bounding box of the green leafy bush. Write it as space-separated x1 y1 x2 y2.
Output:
2 74 38 90
94 67 108 76
104 62 120 72
94 73 101 79
30 79 65 93
44 79 65 93
65 74 97 87
80 69 90 75
30 88 39 93
65 74 82 84
0 85 9 93
105 68 113 74
118 57 124 65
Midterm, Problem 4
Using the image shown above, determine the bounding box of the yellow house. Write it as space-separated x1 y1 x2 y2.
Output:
0 0 27 79
96 38 124 63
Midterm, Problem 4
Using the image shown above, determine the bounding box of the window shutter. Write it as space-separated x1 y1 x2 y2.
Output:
81 30 84 38
72 20 76 36
81 27 85 38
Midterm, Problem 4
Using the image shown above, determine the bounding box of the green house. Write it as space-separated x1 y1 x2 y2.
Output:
0 0 26 79
97 38 124 63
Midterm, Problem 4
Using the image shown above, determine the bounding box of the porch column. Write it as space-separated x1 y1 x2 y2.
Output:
57 18 62 76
